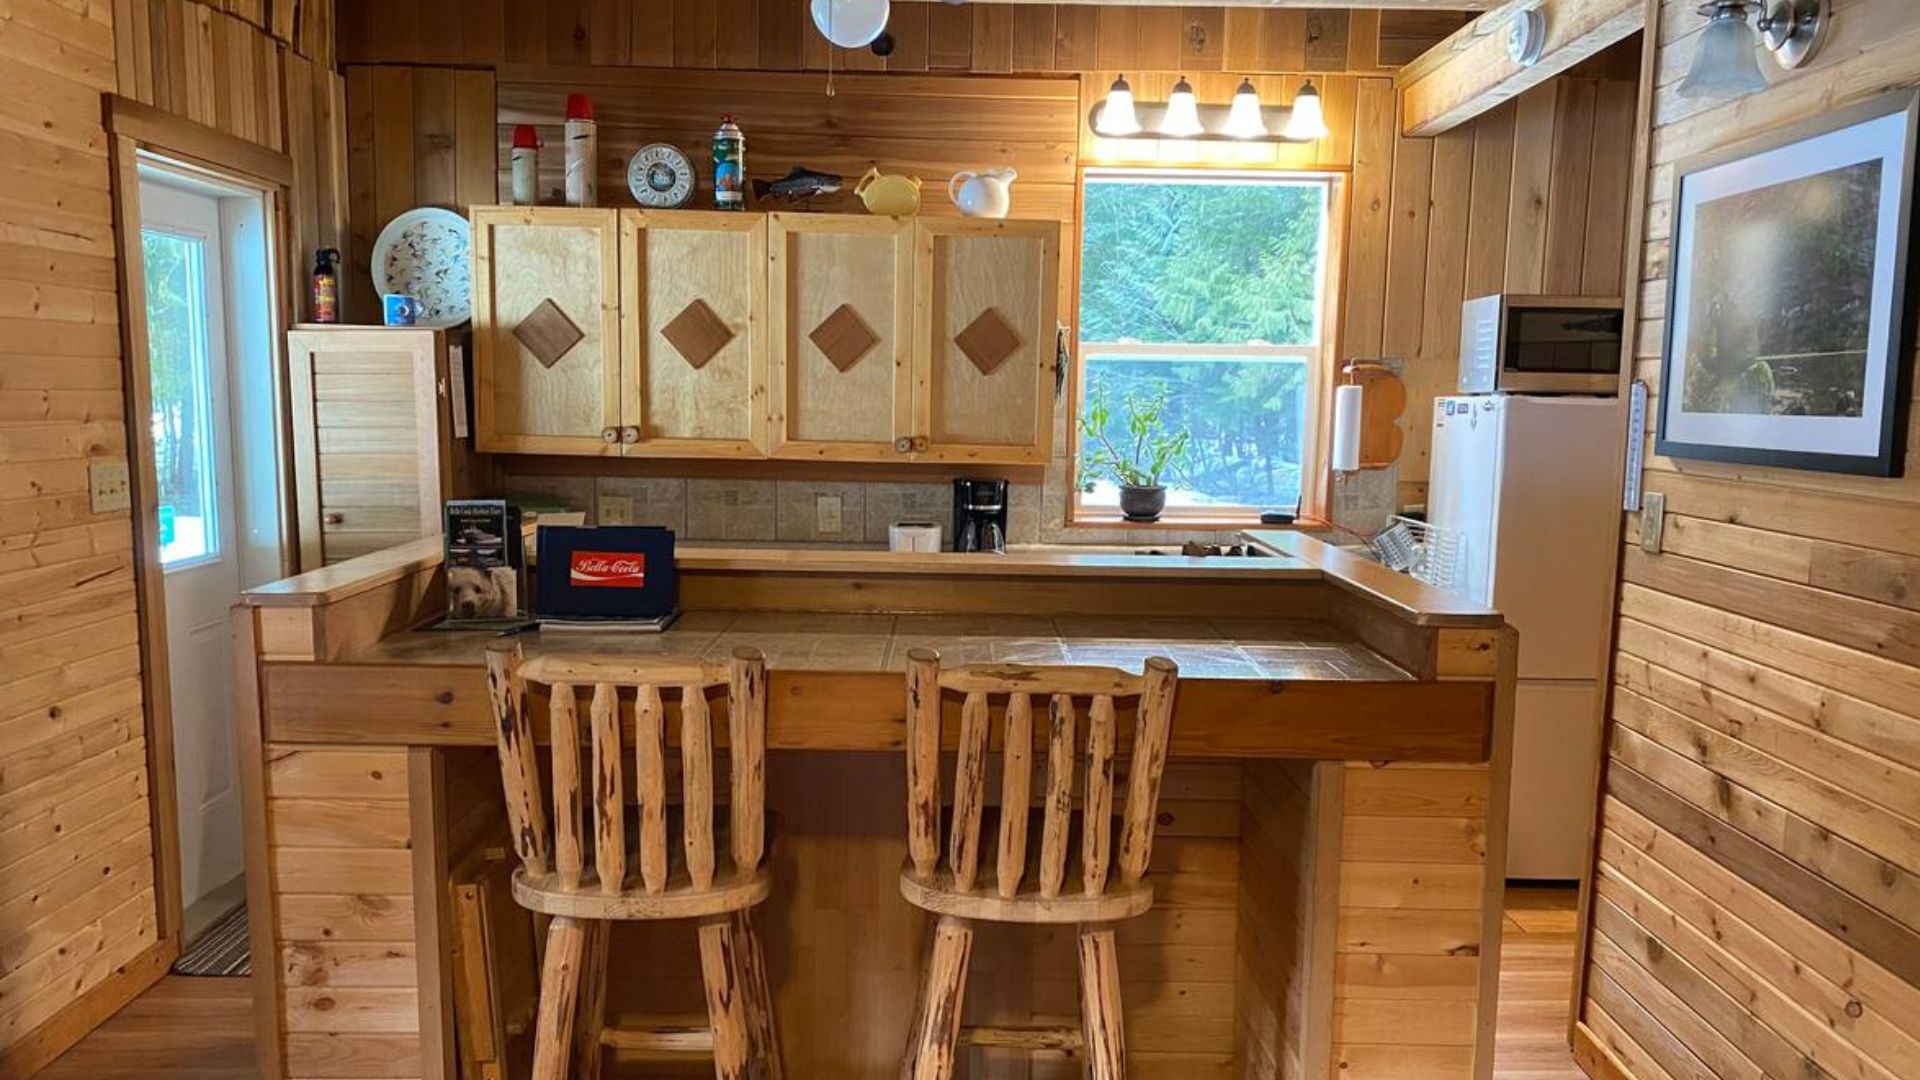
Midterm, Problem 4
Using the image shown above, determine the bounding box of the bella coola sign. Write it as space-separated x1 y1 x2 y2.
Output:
568 551 647 589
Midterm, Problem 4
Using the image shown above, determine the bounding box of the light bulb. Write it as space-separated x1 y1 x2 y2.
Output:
1159 77 1204 138
1223 78 1267 139
1283 80 1330 141
1678 3 1768 99
1095 74 1141 137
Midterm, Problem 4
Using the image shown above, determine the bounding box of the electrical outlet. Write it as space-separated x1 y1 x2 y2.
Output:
1639 491 1665 553
815 494 842 534
600 494 635 525
89 459 131 513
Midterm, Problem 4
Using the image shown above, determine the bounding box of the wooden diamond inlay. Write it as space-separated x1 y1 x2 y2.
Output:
809 303 880 373
513 298 584 369
954 308 1022 376
660 299 735 370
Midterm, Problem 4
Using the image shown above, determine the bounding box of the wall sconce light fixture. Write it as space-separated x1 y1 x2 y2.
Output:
1093 75 1331 143
1678 0 1831 100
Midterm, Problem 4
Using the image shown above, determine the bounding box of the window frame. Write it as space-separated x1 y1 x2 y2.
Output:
1067 167 1347 528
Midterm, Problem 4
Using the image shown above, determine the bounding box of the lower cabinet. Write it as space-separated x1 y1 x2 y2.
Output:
471 206 1058 465
286 326 482 568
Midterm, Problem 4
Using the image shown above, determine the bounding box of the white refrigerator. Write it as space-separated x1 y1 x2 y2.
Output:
1429 393 1623 880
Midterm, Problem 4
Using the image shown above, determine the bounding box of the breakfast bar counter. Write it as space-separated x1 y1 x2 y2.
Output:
232 532 1514 1080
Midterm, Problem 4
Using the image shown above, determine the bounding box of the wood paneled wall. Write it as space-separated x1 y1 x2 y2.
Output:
0 0 339 1073
334 1 1469 74
1575 3 1920 1079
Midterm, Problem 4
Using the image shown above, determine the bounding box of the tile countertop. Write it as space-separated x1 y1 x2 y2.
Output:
346 610 1412 682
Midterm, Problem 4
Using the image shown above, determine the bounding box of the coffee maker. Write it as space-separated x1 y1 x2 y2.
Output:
952 478 1008 554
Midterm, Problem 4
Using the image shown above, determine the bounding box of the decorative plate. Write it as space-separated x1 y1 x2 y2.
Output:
371 207 472 328
628 143 696 209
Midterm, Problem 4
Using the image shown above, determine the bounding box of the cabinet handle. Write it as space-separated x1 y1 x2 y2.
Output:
322 512 344 525
894 437 913 454
913 436 929 452
622 426 642 444
602 427 620 444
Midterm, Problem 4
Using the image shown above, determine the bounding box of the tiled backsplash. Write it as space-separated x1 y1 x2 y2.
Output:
502 467 1398 548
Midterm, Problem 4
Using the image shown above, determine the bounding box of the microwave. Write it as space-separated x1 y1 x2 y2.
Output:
1458 294 1625 394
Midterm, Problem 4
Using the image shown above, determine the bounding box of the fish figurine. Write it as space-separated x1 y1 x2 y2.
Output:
750 166 844 204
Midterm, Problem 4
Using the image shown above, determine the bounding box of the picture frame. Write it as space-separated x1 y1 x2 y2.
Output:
1655 88 1920 476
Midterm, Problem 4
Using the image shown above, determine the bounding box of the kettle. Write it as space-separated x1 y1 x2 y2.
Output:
854 168 922 216
948 166 1017 219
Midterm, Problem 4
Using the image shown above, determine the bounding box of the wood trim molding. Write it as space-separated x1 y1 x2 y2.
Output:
1394 0 1644 136
1570 1020 1638 1080
104 94 295 188
0 941 174 1078
232 607 288 1080
409 749 457 1080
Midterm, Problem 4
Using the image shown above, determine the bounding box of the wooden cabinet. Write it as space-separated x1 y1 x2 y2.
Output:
913 218 1059 464
471 208 1057 465
621 210 768 457
471 206 621 455
768 213 914 460
286 326 480 569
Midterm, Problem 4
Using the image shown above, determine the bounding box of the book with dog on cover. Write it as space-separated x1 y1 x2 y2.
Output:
443 499 530 628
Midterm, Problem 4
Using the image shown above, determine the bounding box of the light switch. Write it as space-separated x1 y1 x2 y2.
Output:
816 494 842 534
89 459 131 513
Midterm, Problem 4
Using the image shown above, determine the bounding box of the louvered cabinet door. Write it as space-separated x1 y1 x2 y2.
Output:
286 327 446 568
620 209 769 458
911 218 1059 465
471 206 622 455
767 213 914 461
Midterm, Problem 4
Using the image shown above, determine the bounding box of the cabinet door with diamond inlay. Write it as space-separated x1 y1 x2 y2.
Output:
472 207 622 455
912 218 1058 465
768 213 914 461
620 209 769 458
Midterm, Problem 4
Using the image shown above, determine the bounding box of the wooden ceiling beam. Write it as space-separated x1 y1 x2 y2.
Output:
1394 0 1643 136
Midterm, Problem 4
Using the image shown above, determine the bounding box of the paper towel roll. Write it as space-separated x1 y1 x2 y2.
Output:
1331 383 1364 472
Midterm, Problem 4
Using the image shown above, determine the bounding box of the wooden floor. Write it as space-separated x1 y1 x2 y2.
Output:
38 887 1585 1080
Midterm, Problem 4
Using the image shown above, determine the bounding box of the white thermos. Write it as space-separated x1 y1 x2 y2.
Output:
563 94 596 207
509 125 540 206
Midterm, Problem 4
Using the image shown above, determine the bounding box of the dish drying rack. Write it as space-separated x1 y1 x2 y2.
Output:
1369 516 1463 591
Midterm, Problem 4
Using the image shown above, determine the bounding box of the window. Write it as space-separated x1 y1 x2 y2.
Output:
1075 171 1337 520
143 228 222 567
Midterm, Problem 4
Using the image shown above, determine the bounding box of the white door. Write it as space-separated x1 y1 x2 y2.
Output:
140 178 248 926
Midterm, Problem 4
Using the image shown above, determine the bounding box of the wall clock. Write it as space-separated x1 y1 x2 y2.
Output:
628 143 696 209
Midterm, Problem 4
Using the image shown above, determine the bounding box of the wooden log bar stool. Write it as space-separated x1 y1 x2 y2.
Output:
484 642 783 1080
897 648 1179 1080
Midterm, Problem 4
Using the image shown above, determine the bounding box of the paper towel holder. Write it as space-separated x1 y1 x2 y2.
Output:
1330 360 1406 472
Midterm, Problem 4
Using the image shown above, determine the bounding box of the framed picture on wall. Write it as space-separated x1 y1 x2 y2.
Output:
1656 88 1920 476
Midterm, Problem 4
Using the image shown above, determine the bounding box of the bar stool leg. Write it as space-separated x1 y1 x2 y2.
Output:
698 914 752 1080
731 909 783 1079
573 920 611 1080
900 914 974 1080
1077 925 1125 1080
532 916 590 1080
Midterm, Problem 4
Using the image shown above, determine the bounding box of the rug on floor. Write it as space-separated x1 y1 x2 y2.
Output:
172 904 251 977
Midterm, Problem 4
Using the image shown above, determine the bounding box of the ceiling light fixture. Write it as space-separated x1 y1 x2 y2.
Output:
1094 74 1141 137
1677 0 1831 100
1159 77 1205 137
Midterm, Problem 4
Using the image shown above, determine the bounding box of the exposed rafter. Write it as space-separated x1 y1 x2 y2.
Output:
1395 0 1642 136
893 1 1497 9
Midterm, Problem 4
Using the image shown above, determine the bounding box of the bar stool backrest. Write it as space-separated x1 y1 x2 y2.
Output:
902 648 1179 899
483 642 769 897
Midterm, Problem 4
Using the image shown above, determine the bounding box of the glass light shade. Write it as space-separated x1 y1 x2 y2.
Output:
1160 77 1205 137
1678 5 1768 99
1283 81 1330 140
1223 78 1268 138
1095 75 1141 136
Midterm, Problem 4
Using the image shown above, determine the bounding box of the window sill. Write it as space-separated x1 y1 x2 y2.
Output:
1064 512 1328 532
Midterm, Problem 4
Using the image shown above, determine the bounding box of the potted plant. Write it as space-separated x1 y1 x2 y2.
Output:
1079 382 1190 522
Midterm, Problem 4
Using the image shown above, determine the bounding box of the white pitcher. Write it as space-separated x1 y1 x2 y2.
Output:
948 167 1017 219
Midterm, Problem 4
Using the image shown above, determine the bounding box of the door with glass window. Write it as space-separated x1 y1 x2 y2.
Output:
140 177 247 926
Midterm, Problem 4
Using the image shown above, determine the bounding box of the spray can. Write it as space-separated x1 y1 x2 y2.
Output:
510 125 541 206
712 115 745 211
564 94 597 207
310 248 339 323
